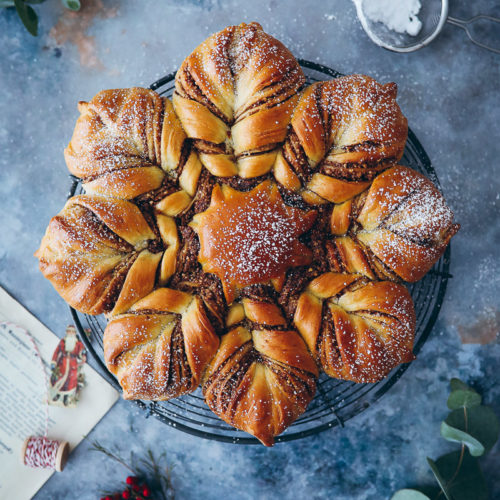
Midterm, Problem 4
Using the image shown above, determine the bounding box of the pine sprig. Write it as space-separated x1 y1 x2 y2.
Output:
89 440 136 475
392 378 499 500
138 450 175 500
89 439 175 500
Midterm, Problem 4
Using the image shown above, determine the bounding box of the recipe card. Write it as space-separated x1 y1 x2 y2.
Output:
0 286 119 499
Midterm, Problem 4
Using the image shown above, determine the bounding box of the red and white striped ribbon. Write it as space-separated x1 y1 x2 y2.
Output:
23 436 60 469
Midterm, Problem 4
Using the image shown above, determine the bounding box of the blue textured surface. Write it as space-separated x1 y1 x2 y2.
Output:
0 1 499 498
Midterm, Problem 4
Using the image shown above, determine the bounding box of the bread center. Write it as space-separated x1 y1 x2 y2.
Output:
190 181 317 303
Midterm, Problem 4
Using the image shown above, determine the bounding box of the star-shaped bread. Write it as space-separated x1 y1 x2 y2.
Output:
190 181 317 303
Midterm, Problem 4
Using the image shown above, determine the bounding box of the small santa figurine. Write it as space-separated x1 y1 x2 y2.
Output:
48 325 86 407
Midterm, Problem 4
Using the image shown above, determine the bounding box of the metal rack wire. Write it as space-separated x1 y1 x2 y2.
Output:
71 60 451 444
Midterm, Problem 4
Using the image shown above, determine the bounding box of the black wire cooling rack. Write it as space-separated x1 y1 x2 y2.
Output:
70 60 452 444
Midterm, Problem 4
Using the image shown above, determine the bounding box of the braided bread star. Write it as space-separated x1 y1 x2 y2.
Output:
36 22 460 446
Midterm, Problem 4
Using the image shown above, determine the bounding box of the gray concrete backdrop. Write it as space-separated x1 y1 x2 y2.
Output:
0 1 498 498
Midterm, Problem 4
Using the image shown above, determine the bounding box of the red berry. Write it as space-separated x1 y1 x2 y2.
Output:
132 483 141 492
142 486 151 497
122 490 131 500
105 497 112 500
126 476 137 485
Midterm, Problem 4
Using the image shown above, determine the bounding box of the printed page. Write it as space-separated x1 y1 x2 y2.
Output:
0 287 119 499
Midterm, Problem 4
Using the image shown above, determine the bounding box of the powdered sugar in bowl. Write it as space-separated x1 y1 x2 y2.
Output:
353 0 448 53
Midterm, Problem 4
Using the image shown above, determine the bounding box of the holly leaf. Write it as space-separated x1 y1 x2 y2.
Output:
434 450 488 500
13 0 38 36
61 0 80 10
443 406 499 456
391 489 431 500
447 389 482 410
440 421 484 456
427 458 452 500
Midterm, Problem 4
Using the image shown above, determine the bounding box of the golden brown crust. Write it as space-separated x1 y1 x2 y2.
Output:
190 180 316 303
202 323 317 446
35 25 460 445
274 75 408 204
242 298 286 326
104 288 219 400
294 273 416 382
65 88 201 206
156 215 180 285
174 22 305 179
35 195 166 315
326 166 460 282
111 250 163 316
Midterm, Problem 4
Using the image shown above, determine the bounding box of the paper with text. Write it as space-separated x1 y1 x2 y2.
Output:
0 287 119 499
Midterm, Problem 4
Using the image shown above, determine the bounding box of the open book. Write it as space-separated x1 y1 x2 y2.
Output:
0 287 119 499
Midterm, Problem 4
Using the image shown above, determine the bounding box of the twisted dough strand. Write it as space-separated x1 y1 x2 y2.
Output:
65 88 201 216
174 22 305 179
35 195 166 315
293 273 416 383
104 287 219 400
327 166 460 282
203 295 317 446
274 75 408 204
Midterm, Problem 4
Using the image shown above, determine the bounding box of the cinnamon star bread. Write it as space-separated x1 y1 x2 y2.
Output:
36 22 459 445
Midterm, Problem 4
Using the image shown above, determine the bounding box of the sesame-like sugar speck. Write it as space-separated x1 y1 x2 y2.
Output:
195 183 315 292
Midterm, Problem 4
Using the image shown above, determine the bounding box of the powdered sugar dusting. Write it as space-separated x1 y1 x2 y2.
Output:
319 75 406 147
370 167 455 239
66 88 167 198
175 22 304 174
193 182 315 298
385 182 454 244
